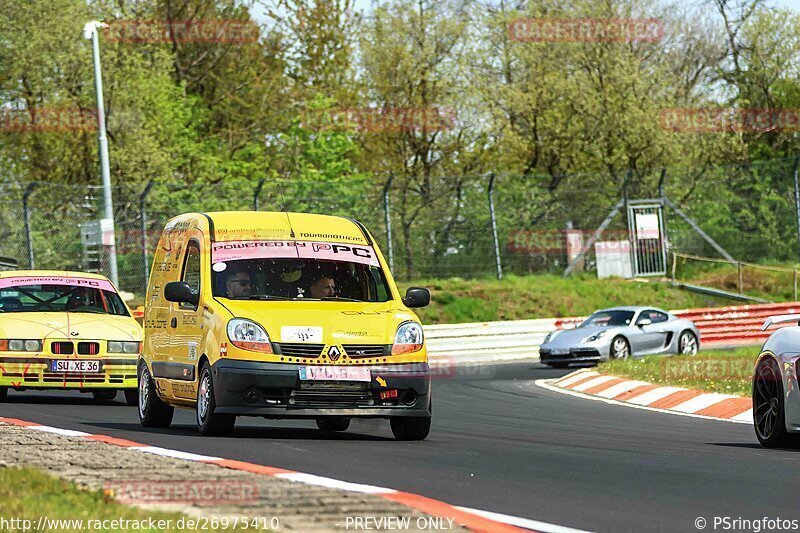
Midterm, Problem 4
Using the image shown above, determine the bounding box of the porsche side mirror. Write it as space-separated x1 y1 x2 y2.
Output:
637 318 652 327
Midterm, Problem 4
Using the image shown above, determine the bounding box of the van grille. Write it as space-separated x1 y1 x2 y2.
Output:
343 345 389 358
274 343 324 358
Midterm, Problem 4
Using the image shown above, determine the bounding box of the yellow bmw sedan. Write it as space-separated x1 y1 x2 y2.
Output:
0 271 142 404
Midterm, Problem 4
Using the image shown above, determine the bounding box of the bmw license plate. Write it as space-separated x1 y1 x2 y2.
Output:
299 366 371 382
51 360 101 373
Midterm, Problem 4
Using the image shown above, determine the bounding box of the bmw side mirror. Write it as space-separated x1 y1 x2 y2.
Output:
164 281 199 306
638 318 652 327
403 287 430 308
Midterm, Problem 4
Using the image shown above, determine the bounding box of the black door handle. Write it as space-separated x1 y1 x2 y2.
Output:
170 317 177 328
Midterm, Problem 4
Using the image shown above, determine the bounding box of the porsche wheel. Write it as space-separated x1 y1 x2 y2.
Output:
196 362 235 436
138 363 173 428
678 331 698 356
753 357 797 448
609 336 630 360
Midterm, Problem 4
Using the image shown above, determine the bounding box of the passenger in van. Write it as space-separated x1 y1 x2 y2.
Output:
224 270 253 298
308 275 336 299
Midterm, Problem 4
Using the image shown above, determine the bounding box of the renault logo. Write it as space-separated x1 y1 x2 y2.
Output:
328 346 341 361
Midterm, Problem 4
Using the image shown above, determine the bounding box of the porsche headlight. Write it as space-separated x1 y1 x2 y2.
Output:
585 331 608 342
108 341 141 354
227 318 273 353
543 331 557 344
391 322 424 355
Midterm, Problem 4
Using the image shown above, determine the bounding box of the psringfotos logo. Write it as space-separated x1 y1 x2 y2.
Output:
302 107 456 133
103 480 260 505
0 107 97 133
508 18 664 43
661 108 800 133
106 19 260 44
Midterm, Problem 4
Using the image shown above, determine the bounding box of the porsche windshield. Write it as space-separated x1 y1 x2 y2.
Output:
212 258 392 302
0 284 129 315
581 310 635 328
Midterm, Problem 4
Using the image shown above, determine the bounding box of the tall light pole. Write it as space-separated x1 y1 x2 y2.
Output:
83 21 119 287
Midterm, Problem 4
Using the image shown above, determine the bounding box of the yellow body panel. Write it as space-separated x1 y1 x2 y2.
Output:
0 270 142 390
143 212 427 407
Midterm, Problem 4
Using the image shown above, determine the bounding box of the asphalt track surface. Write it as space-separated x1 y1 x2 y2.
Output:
2 362 799 532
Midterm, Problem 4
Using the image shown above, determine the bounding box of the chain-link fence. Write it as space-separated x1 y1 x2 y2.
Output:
2 157 800 297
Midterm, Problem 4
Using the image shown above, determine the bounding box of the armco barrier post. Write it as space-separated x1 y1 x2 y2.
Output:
254 179 265 211
22 182 37 268
488 173 503 280
139 181 154 288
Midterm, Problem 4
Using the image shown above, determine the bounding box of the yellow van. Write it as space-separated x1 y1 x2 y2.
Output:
138 212 432 439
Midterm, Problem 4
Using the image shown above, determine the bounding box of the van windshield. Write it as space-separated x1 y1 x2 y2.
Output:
212 258 392 302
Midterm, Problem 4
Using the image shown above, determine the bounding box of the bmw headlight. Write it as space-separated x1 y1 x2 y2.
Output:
108 341 141 354
585 331 608 342
227 318 273 353
0 339 42 352
391 322 424 355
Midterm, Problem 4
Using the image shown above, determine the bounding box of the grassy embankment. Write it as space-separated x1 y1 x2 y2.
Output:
0 466 241 533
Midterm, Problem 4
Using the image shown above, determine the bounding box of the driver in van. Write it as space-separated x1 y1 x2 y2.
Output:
308 275 336 299
225 270 253 298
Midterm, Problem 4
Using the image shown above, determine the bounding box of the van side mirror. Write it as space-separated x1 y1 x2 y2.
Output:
164 281 199 306
637 318 652 327
403 287 430 308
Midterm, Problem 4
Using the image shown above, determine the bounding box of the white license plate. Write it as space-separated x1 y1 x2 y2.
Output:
298 366 371 382
550 349 570 355
51 360 101 373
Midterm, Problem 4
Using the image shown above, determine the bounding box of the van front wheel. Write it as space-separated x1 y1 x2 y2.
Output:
138 364 173 428
196 362 235 436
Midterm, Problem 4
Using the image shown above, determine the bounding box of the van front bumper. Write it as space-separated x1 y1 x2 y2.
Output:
211 359 431 418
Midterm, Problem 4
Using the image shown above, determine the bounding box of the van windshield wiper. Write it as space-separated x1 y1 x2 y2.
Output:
246 295 292 300
320 296 362 302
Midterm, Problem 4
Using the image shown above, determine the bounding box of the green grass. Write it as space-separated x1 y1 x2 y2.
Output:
399 274 730 324
0 466 246 532
598 347 760 397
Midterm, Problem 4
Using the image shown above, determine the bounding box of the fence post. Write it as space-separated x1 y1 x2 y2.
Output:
737 262 743 294
254 179 265 211
22 183 37 269
794 266 798 301
793 158 800 261
671 252 677 285
383 174 394 272
488 173 503 280
139 181 154 287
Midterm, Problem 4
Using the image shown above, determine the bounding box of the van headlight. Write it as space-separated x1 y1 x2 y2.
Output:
391 322 424 355
227 318 273 354
108 341 141 354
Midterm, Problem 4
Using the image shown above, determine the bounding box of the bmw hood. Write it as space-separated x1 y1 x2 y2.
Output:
0 312 142 341
544 326 610 347
217 299 418 346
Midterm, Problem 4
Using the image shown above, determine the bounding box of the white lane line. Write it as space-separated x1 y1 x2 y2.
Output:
275 473 397 494
571 375 617 392
454 506 593 533
28 426 91 437
626 386 686 406
671 393 739 414
130 446 221 462
535 379 751 424
595 380 649 399
731 408 753 422
556 371 598 388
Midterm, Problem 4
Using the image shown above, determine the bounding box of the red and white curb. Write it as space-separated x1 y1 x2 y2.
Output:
536 370 752 424
0 416 589 533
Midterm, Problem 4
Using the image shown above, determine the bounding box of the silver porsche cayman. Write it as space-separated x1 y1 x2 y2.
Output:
539 306 700 368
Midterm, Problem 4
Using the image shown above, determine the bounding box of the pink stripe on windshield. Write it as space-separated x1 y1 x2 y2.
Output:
212 240 380 267
0 276 116 292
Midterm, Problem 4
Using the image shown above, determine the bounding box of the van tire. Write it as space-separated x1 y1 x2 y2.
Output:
0 387 7 401
123 388 138 406
316 418 350 432
196 362 235 436
390 416 431 441
138 363 173 428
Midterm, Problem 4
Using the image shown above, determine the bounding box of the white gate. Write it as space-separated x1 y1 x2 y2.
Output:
627 201 667 277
